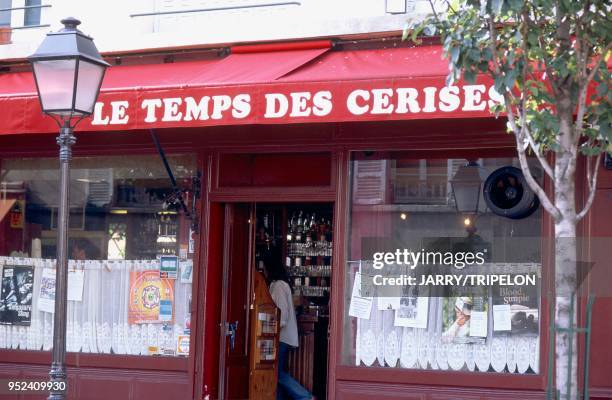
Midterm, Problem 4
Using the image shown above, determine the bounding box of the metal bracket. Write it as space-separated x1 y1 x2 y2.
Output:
190 171 202 233
149 129 202 233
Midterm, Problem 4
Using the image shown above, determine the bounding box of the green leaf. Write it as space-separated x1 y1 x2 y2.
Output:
596 82 608 97
464 70 477 83
450 46 461 63
494 76 507 94
504 70 518 89
527 31 539 46
468 48 481 62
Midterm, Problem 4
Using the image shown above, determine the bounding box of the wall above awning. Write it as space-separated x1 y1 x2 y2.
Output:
0 43 500 136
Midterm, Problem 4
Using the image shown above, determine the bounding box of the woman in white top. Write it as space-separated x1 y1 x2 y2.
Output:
263 257 314 400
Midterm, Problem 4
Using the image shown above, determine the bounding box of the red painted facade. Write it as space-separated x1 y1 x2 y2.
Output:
0 42 610 400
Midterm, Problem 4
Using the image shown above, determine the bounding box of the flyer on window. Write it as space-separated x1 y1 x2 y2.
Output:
0 265 33 325
128 270 174 324
393 282 429 329
177 335 190 356
38 268 56 314
159 255 179 280
179 260 193 284
348 272 373 320
492 279 539 335
441 286 488 344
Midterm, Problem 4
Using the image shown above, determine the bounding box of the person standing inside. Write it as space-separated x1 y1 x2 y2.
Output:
263 256 314 400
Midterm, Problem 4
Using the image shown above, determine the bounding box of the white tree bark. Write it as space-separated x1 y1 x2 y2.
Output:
554 210 578 400
553 114 579 399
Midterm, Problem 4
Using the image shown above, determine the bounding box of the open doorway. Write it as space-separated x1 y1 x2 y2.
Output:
217 202 333 400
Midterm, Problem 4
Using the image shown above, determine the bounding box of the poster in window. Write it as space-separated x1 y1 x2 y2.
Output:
177 335 190 356
492 280 539 335
38 268 56 314
179 260 193 284
159 255 178 279
393 284 429 329
441 287 488 344
128 270 174 324
0 265 33 325
348 272 373 320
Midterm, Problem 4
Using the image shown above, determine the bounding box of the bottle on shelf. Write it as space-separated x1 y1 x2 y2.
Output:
309 213 317 233
286 213 294 242
295 211 303 242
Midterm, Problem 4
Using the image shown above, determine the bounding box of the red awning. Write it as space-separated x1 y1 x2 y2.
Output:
0 47 329 95
0 43 500 135
279 45 450 82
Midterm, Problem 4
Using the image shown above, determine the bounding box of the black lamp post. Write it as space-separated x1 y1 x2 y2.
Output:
28 17 109 400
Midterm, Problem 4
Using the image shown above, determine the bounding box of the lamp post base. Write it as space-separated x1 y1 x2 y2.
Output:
48 361 67 399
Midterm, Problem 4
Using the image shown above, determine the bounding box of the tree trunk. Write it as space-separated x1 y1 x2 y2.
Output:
554 150 578 400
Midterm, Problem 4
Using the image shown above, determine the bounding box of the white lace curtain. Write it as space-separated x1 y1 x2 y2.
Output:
0 256 191 356
352 262 541 374
355 298 540 374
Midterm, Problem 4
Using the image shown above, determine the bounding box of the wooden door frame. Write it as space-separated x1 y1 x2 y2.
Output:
217 204 232 400
217 203 256 400
212 199 337 400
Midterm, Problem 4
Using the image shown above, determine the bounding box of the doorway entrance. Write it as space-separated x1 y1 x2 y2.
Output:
217 202 334 400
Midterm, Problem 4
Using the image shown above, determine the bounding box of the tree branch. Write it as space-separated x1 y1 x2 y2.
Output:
519 11 554 181
488 16 501 76
576 151 602 221
505 95 562 221
574 2 587 83
524 124 555 179
427 0 440 22
443 0 457 16
534 7 560 98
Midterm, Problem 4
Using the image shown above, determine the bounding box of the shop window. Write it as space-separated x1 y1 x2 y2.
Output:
0 154 196 357
343 153 543 374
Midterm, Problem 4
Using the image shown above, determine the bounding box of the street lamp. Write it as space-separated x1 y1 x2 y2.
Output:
28 17 109 400
450 160 486 214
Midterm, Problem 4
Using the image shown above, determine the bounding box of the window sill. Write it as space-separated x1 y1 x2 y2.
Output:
10 24 50 30
335 365 546 391
0 349 189 372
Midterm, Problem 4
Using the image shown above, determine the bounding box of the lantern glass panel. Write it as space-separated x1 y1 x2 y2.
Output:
451 181 481 213
74 59 105 114
32 58 77 114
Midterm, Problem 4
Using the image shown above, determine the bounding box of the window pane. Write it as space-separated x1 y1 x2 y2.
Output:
24 0 41 26
0 154 197 357
0 0 11 27
343 153 543 374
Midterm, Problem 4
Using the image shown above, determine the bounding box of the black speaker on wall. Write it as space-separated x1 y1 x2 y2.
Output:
483 166 540 219
605 153 612 170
